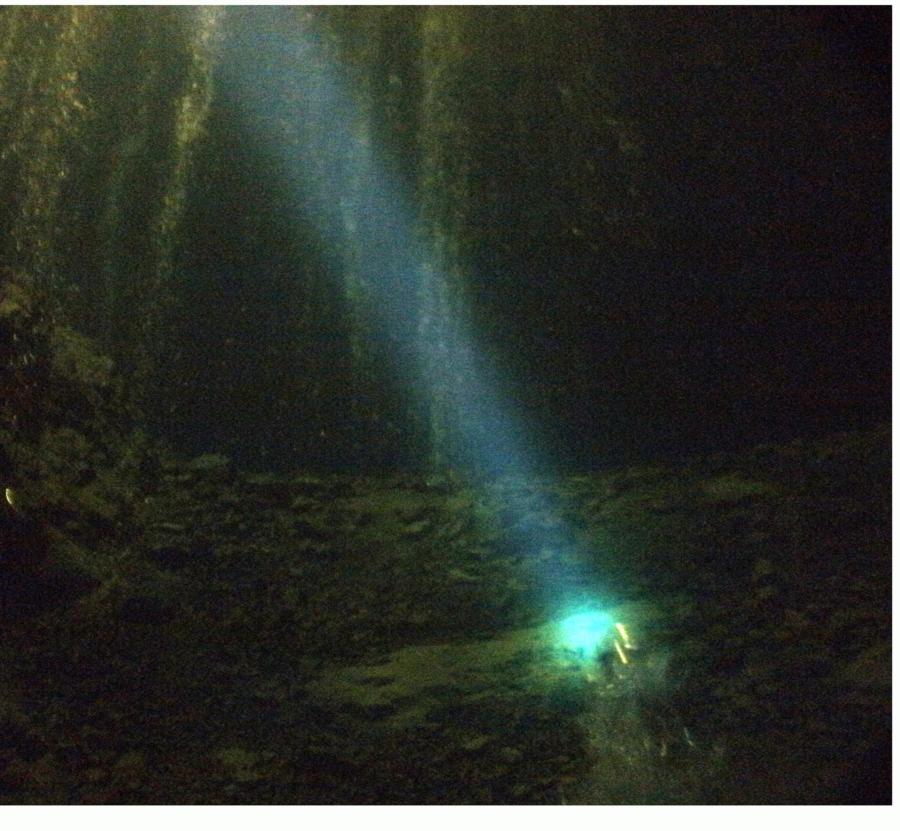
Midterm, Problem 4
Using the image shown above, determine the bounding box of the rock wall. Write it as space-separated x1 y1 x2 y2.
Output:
0 271 160 620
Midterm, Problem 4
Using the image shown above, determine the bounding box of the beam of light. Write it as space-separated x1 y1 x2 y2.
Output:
216 11 533 473
214 9 620 625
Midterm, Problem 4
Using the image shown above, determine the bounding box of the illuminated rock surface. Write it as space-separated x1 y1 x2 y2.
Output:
0 282 890 801
0 412 890 802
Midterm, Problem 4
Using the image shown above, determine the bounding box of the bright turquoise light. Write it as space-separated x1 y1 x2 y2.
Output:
558 610 615 657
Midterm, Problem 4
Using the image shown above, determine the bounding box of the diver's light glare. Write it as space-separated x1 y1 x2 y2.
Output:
615 622 633 649
614 639 629 664
558 610 614 656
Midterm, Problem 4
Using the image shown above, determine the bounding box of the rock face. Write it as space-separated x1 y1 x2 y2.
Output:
0 273 157 621
0 8 887 473
0 373 890 804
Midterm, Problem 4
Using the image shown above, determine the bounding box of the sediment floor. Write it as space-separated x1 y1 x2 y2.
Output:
0 428 890 803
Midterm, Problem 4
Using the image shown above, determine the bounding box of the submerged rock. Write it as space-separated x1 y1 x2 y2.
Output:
0 422 889 803
185 454 232 478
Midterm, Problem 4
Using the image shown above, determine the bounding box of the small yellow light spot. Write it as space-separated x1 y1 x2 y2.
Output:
4 487 16 510
614 639 629 665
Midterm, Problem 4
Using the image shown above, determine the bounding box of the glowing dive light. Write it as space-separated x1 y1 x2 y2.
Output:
557 610 615 657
